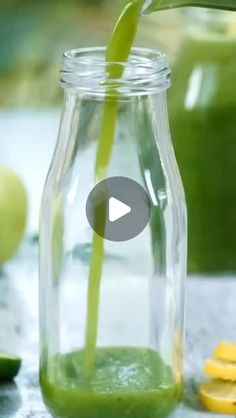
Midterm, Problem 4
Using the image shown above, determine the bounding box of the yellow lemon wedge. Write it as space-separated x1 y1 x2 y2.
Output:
204 358 236 381
200 379 236 415
214 342 236 362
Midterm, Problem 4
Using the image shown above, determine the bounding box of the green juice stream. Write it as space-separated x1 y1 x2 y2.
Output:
84 0 143 378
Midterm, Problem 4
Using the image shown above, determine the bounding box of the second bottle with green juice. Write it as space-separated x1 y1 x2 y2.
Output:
169 9 236 273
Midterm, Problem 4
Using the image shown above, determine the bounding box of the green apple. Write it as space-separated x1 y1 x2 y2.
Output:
0 167 27 264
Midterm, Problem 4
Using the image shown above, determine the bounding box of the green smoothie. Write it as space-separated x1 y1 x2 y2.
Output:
169 21 236 272
41 347 181 418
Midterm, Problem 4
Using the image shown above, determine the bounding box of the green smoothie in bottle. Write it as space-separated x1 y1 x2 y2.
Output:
40 1 236 417
41 347 181 418
41 2 181 417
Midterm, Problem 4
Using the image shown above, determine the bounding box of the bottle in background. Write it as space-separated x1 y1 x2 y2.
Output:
169 9 236 273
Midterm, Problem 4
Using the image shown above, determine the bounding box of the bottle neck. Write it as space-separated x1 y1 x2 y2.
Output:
61 47 170 97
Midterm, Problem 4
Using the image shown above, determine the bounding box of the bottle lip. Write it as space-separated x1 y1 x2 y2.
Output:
61 47 170 97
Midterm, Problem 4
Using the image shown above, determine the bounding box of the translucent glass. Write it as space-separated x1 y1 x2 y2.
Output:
39 47 187 418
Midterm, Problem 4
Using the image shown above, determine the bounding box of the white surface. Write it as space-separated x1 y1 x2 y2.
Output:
0 109 60 233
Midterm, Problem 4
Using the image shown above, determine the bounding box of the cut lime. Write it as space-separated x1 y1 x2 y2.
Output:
0 352 21 381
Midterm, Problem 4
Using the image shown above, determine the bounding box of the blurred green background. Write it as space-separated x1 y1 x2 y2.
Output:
0 0 182 107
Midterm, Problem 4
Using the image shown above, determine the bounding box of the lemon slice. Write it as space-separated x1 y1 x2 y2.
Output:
214 342 236 362
200 379 236 415
0 352 21 381
204 358 236 381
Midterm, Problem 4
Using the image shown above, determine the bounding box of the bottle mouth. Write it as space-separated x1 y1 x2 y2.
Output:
61 47 170 97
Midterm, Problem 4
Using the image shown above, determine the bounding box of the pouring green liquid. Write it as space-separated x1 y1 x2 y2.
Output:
84 0 236 377
84 0 143 378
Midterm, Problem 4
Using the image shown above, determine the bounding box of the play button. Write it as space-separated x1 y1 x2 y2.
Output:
109 197 131 222
86 176 151 242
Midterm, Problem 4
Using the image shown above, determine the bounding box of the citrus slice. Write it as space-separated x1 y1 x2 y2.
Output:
0 352 21 381
214 342 236 362
200 379 236 415
204 358 236 381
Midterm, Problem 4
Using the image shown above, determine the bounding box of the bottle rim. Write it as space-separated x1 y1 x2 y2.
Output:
61 47 170 97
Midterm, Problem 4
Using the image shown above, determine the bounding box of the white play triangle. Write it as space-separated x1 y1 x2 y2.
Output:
109 197 131 223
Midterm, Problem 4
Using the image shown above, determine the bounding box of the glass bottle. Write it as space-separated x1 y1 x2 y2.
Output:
168 9 236 273
39 47 187 418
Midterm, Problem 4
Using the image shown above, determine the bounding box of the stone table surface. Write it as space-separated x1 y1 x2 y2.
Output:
0 241 236 418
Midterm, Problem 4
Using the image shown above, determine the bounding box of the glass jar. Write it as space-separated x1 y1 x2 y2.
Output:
39 47 187 418
169 9 236 273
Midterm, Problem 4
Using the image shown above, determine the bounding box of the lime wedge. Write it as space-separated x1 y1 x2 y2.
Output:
0 352 21 381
